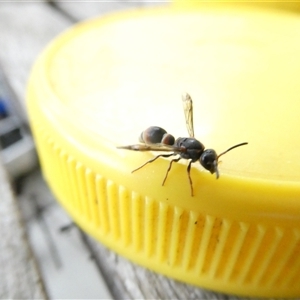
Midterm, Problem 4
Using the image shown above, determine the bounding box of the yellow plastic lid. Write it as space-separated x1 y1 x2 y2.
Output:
27 4 300 297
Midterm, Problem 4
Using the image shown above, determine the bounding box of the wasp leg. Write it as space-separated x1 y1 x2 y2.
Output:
162 157 181 186
187 160 194 196
132 153 175 173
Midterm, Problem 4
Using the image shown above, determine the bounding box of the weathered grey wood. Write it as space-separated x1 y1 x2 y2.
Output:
0 2 72 114
0 160 47 299
17 168 113 299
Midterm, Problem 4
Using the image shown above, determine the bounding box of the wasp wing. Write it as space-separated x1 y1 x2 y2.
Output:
117 143 182 152
182 93 194 138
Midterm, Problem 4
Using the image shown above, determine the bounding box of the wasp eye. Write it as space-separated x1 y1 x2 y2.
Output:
200 149 218 174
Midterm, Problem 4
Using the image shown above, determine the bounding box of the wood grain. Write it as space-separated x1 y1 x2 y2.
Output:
0 2 72 114
0 161 47 299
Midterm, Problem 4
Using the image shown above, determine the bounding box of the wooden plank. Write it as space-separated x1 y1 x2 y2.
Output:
0 161 47 299
18 169 113 299
0 2 72 113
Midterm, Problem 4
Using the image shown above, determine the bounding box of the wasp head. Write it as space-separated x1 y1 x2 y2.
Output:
199 149 219 178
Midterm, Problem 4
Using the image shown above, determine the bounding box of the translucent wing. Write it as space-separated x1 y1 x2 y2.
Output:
182 93 194 138
117 143 182 152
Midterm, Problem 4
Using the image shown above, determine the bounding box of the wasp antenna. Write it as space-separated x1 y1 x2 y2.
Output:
217 142 248 159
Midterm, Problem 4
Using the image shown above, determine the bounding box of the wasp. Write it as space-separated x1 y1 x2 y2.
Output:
118 94 247 196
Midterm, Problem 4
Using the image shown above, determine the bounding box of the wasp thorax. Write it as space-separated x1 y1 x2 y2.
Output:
139 126 174 145
200 149 218 174
174 137 204 161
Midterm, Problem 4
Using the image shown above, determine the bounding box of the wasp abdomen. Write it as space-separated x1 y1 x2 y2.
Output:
139 126 175 145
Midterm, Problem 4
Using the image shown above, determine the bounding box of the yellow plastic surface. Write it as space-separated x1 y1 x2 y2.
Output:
27 4 300 297
174 0 300 12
